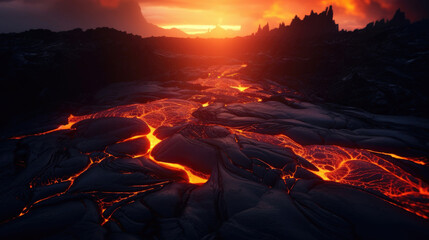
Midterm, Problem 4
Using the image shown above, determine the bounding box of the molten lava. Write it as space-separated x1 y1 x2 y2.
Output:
138 126 207 184
233 130 429 218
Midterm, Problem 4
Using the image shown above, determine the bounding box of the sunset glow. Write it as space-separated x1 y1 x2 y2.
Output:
138 0 427 36
160 24 242 35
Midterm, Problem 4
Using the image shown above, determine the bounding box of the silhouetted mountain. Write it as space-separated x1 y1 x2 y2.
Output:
288 6 338 36
364 9 410 30
254 6 338 38
255 23 270 36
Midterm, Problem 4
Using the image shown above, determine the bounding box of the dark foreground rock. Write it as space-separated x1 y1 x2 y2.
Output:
0 118 428 239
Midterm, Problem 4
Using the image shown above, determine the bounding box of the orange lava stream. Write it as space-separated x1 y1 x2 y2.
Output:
11 115 78 140
367 150 427 166
140 126 207 184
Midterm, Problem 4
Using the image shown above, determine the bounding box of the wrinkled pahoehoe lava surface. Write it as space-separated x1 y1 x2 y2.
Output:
0 63 428 239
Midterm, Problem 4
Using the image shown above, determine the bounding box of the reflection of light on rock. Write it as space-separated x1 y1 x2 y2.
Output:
202 102 209 107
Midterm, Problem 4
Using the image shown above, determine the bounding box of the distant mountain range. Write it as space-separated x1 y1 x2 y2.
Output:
103 1 188 38
195 25 242 38
0 0 188 38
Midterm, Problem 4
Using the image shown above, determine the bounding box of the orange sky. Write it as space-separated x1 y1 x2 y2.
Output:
137 0 429 35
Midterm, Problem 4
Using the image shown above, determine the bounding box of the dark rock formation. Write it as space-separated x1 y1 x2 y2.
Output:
255 23 270 36
365 9 410 30
288 5 338 37
245 7 429 117
256 5 338 39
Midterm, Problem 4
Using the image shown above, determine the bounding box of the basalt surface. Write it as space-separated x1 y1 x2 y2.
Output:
0 64 428 239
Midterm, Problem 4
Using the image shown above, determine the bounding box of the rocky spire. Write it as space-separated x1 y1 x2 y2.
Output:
327 5 334 20
390 8 410 25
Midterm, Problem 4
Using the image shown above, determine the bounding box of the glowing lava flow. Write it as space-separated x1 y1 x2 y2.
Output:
141 127 208 184
11 64 429 219
11 115 80 140
232 130 429 219
367 150 427 166
115 125 208 184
